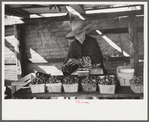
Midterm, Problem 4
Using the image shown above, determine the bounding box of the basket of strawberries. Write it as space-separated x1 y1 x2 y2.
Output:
81 76 97 92
98 75 116 94
62 76 79 92
77 56 92 76
129 76 143 93
30 72 50 93
46 76 62 93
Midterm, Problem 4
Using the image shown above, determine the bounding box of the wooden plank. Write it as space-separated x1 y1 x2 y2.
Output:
50 27 143 36
24 57 144 64
22 14 70 24
25 6 68 14
22 10 143 24
69 5 85 14
89 27 143 35
5 5 30 18
84 9 143 20
48 16 143 32
14 25 22 79
84 4 144 10
13 86 143 99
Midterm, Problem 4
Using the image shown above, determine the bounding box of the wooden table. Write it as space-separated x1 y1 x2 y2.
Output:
13 86 143 99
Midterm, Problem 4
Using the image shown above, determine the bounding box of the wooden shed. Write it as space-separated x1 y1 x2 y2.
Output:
4 3 146 99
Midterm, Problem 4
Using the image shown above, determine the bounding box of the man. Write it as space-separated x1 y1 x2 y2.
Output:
62 20 107 75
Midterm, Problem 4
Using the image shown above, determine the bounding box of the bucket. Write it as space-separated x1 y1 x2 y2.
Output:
30 84 45 93
117 66 134 86
63 84 78 92
129 78 143 93
98 84 116 94
46 83 62 92
81 83 97 92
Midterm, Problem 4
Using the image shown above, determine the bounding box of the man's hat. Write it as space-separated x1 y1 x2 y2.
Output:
66 20 92 38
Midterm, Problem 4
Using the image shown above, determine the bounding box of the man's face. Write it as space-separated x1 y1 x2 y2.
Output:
75 31 86 42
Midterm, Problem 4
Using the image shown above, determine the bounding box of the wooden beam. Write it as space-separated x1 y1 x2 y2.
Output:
22 14 70 24
24 57 144 64
83 9 143 20
22 10 143 24
128 14 139 75
5 5 30 18
13 86 143 99
69 5 85 14
89 27 143 35
14 25 22 79
47 16 143 32
84 4 144 10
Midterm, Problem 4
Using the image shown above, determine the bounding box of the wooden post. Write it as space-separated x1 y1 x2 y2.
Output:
14 24 22 79
128 14 139 75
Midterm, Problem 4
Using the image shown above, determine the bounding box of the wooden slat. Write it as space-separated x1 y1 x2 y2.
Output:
84 9 143 20
24 6 68 14
22 9 143 24
48 16 143 32
5 5 30 18
89 27 143 35
69 5 85 14
84 4 144 10
14 25 22 79
24 57 144 64
4 65 17 81
22 14 70 24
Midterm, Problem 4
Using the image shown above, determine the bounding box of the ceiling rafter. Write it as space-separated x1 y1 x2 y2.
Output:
5 4 144 19
5 5 30 18
83 4 144 10
22 9 143 24
69 5 85 14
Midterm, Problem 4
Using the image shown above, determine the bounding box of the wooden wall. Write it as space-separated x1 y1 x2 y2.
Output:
4 16 144 77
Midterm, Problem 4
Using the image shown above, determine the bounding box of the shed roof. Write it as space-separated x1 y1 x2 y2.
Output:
5 3 144 19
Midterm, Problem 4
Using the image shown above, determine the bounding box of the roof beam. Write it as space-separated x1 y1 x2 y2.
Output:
22 14 70 24
69 5 85 14
5 5 30 18
21 9 143 24
84 4 144 10
84 9 143 20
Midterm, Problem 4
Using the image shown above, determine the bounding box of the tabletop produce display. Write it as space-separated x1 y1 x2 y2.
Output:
62 76 79 92
28 70 143 96
46 76 62 92
129 76 143 93
98 75 116 94
12 70 143 99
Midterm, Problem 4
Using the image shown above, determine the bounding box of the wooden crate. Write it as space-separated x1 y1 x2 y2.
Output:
11 73 35 97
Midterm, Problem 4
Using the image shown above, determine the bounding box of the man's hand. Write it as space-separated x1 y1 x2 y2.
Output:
67 58 81 66
61 64 70 73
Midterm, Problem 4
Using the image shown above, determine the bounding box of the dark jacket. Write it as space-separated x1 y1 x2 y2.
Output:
63 34 107 75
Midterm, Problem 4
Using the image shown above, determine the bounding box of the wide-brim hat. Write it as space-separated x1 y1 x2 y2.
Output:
66 20 92 38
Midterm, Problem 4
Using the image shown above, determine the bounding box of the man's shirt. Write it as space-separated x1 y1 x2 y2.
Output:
63 34 107 75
